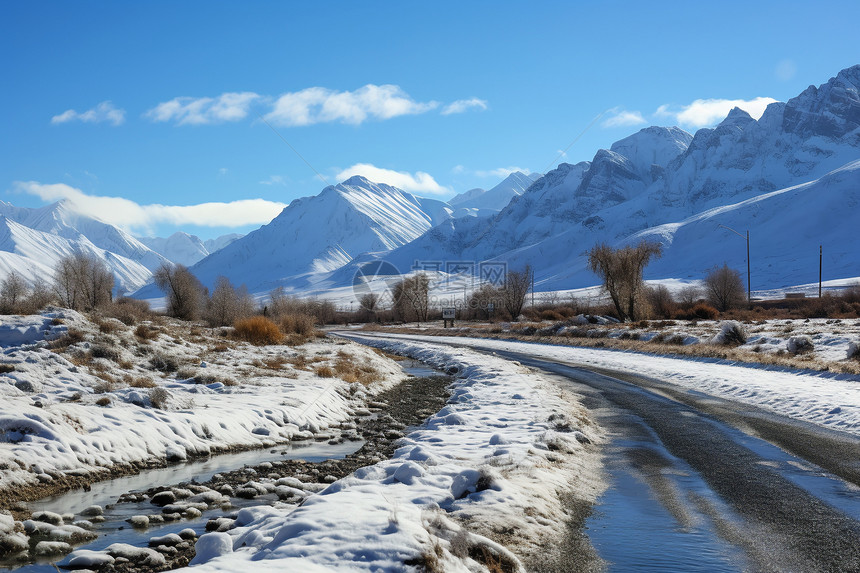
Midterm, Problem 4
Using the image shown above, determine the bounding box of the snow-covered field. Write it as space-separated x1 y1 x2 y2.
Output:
1 312 603 571
186 334 602 572
361 332 860 436
0 310 402 493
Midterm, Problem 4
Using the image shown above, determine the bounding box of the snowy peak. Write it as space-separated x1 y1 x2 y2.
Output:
170 176 454 293
140 232 244 266
783 64 860 140
609 126 693 174
448 171 540 212
719 107 755 127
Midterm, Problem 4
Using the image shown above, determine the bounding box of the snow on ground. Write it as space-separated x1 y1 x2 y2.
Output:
186 334 603 573
361 332 860 436
0 310 403 492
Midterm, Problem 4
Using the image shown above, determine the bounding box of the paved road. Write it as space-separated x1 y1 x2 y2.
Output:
493 347 860 572
350 333 860 572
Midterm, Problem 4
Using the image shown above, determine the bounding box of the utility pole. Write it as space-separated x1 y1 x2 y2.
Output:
819 245 823 298
718 225 751 306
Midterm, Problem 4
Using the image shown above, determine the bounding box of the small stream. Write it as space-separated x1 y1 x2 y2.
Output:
5 438 363 572
3 357 439 572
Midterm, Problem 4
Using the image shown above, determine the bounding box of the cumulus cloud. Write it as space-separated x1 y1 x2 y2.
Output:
655 97 779 128
15 181 285 233
51 101 125 126
602 108 647 128
146 92 261 125
334 163 450 195
265 84 439 127
441 98 488 115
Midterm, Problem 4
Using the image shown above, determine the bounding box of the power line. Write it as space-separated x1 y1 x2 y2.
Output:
257 114 330 188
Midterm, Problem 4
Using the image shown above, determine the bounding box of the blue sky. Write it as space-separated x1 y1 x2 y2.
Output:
2 0 859 240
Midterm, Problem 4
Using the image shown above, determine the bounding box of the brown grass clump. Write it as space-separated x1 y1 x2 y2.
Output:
0 364 15 374
315 365 335 378
233 316 283 346
263 356 287 369
333 356 380 385
100 297 155 326
124 375 156 388
690 303 719 320
280 314 316 337
95 396 111 407
134 324 159 341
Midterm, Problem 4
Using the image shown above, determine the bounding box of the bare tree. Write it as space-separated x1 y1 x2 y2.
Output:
25 278 54 314
0 272 29 314
588 241 662 321
645 284 675 319
393 274 430 325
359 292 381 321
677 285 702 308
205 276 241 326
704 264 745 312
467 283 504 320
153 263 207 320
53 253 114 311
501 265 532 320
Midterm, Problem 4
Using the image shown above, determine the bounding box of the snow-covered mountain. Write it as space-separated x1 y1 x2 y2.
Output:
140 232 243 267
134 176 454 296
0 201 171 293
448 171 540 212
330 65 860 294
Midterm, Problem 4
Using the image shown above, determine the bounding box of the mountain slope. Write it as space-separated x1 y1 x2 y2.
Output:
141 232 244 266
448 171 540 212
144 176 453 294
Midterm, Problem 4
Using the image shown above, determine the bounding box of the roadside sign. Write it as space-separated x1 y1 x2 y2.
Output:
442 308 456 319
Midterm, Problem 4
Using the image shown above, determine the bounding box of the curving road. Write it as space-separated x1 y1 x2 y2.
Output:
352 333 860 572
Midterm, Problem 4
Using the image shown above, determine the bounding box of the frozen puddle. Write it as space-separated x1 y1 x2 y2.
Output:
586 425 749 572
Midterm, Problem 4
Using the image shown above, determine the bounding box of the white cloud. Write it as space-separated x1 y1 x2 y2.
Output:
259 175 287 186
218 168 229 177
51 101 125 126
451 165 466 175
602 108 647 128
655 97 779 128
265 84 439 126
441 98 488 115
474 166 530 179
334 163 450 195
146 92 261 125
15 181 285 233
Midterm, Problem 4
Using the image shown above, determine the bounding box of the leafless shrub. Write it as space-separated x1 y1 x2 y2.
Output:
148 353 179 372
588 241 662 321
787 336 814 355
704 264 746 312
148 387 170 409
53 252 115 311
153 263 207 321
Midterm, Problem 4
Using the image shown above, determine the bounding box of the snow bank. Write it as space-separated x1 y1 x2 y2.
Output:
0 312 403 493
370 333 860 435
0 309 71 347
190 335 602 572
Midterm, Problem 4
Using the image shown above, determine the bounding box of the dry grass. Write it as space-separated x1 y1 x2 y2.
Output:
124 375 156 388
233 316 284 346
333 356 380 385
315 365 335 378
134 324 159 341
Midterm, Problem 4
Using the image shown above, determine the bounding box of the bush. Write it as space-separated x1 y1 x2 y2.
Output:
233 316 283 346
714 321 747 346
148 353 178 372
787 335 814 355
148 387 170 409
315 365 335 378
95 396 111 407
280 314 316 337
102 298 154 325
134 324 159 341
691 303 719 320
